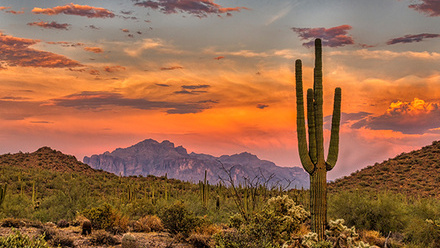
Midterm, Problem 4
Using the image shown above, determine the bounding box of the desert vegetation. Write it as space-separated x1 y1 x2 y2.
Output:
1 145 440 247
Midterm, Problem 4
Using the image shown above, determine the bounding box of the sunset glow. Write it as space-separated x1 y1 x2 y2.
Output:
1 0 439 180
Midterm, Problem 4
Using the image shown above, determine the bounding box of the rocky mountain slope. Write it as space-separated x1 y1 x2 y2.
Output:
83 139 309 188
328 140 440 197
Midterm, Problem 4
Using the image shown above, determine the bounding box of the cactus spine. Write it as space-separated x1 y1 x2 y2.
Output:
295 38 342 240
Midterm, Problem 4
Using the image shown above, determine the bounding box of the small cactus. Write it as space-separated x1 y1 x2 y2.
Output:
122 233 138 248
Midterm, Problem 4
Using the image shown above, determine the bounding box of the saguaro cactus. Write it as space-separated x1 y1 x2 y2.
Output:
295 38 341 240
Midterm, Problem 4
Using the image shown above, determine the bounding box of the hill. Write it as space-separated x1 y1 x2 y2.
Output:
83 139 309 189
328 140 440 197
0 147 98 175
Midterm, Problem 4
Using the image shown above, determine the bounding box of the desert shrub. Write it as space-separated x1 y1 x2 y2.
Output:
213 195 310 248
0 229 49 248
0 217 26 228
159 200 203 237
121 233 138 248
133 215 163 232
89 230 118 246
81 203 128 233
187 233 211 248
328 191 406 234
39 224 57 241
50 234 75 247
57 219 69 228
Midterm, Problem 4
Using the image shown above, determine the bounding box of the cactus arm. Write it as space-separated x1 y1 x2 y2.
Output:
326 87 342 171
313 39 325 166
295 59 315 174
307 88 317 164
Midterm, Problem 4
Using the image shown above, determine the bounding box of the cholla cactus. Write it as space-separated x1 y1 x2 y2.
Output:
326 219 379 248
295 38 342 239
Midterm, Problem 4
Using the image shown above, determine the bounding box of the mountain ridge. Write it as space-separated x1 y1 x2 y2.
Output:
83 139 309 189
328 140 440 197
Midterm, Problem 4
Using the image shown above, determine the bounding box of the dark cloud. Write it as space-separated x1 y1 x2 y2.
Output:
351 99 440 134
181 84 210 89
160 66 183 70
0 32 81 68
174 90 195 94
30 121 53 124
155 83 170 87
84 47 104 53
87 25 100 30
32 3 115 18
409 0 440 16
27 21 70 30
256 104 269 109
133 0 248 18
386 33 440 45
51 91 215 114
292 25 354 47
120 10 133 15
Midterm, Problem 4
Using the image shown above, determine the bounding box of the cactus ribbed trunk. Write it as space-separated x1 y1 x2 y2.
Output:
310 167 327 238
295 38 341 240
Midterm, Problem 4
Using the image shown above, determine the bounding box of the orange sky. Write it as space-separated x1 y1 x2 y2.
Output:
1 0 440 180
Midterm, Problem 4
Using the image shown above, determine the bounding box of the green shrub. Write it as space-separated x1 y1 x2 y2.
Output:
0 229 49 248
213 195 310 248
159 201 203 237
81 203 128 233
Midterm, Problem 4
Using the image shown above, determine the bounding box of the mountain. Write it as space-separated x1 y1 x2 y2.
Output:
0 146 98 175
83 139 309 189
328 140 440 197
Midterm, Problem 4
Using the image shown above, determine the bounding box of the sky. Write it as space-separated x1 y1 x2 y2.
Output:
0 0 440 180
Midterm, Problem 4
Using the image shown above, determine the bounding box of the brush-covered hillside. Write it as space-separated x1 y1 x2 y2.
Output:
329 140 440 197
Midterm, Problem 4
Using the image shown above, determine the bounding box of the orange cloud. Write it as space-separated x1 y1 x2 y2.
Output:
32 3 115 18
134 0 248 18
84 47 104 53
351 98 440 134
104 65 126 72
27 21 70 30
0 32 81 68
214 56 224 60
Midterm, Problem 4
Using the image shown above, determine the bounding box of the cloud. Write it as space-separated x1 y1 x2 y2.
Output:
50 91 215 114
181 84 210 89
408 0 440 16
160 66 183 70
124 38 179 57
292 25 354 47
122 29 130 33
214 56 224 60
257 104 269 109
47 41 84 47
32 3 115 18
87 25 100 30
27 21 70 30
155 83 170 87
0 6 24 14
104 65 126 72
386 33 440 45
133 0 248 18
351 98 440 134
0 32 81 68
84 47 104 53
